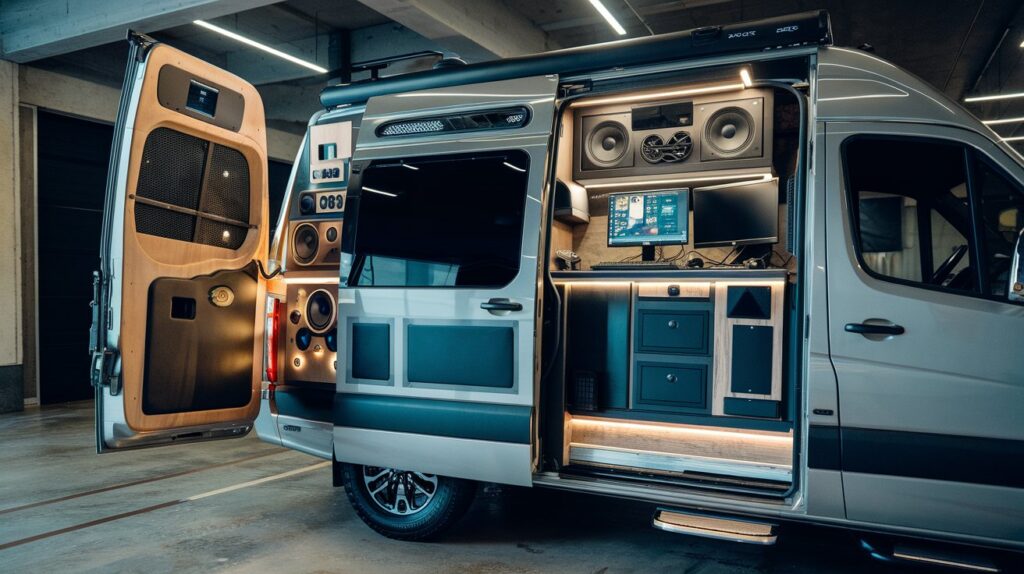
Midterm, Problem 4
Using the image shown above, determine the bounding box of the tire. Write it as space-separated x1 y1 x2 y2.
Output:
341 463 477 541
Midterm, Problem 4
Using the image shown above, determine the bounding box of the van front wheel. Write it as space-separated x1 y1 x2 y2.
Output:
341 464 476 541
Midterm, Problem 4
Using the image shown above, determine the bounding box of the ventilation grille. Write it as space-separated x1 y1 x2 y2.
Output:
134 127 252 249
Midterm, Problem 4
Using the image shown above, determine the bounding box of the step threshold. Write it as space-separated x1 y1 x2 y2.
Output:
569 443 792 483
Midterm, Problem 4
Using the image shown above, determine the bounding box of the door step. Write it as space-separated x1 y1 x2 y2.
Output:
861 538 1002 572
652 508 777 545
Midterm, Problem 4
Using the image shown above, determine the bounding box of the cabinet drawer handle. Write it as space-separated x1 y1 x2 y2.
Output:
667 320 678 329
665 373 677 383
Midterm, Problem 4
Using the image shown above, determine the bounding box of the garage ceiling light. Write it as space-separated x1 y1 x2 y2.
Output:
193 20 328 74
982 116 1024 125
964 91 1024 103
588 0 627 36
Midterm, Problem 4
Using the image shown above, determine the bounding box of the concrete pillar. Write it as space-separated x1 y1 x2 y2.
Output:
0 59 23 413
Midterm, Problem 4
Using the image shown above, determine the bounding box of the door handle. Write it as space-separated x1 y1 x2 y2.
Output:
844 322 905 336
480 298 522 312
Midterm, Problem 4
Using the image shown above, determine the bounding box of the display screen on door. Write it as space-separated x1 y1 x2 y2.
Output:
186 80 219 117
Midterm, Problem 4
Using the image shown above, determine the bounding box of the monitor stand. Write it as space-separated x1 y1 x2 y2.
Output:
730 244 771 265
642 245 657 262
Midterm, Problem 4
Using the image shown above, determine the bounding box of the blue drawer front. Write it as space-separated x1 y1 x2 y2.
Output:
637 310 710 355
635 362 707 411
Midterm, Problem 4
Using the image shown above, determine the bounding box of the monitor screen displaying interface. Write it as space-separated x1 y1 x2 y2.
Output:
693 178 779 248
607 189 689 247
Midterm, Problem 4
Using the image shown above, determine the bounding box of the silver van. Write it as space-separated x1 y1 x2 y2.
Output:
91 10 1024 569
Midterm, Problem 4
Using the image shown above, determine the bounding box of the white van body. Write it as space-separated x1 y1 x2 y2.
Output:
91 11 1024 564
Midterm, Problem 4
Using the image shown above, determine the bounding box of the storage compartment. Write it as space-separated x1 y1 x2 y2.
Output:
565 283 631 411
634 361 707 412
730 325 773 395
636 310 710 355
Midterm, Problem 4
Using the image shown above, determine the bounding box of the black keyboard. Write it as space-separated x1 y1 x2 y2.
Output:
591 261 681 271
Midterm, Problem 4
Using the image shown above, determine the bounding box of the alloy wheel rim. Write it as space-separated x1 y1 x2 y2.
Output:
362 466 438 516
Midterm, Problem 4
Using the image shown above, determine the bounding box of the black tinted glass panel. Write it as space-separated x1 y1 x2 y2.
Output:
845 137 975 293
351 150 530 288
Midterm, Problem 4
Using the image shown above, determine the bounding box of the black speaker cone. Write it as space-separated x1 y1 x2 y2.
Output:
293 223 319 264
704 107 754 156
586 121 629 167
305 289 335 334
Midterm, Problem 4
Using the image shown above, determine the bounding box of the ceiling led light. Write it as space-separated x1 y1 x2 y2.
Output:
588 0 627 36
362 186 397 198
193 20 328 74
982 116 1024 125
1001 136 1024 142
964 91 1024 103
740 69 753 88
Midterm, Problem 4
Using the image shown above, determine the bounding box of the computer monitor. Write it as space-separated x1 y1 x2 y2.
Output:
607 189 689 260
693 178 779 248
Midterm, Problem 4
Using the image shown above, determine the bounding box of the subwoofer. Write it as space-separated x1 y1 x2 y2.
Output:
580 113 633 171
700 97 763 161
288 220 341 268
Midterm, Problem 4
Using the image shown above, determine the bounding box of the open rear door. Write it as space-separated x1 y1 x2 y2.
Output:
334 75 559 485
91 35 269 451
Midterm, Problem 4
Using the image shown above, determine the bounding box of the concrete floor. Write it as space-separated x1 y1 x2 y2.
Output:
0 402 905 574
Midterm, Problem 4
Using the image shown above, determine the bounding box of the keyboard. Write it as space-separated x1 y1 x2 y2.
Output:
591 261 681 271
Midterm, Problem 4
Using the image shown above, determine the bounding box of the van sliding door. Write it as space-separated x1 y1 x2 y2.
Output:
92 36 269 451
335 76 558 486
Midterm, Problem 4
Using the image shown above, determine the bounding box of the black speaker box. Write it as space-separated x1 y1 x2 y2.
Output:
573 88 774 181
554 179 590 223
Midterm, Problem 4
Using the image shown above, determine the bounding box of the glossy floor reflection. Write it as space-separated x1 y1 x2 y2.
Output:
0 402 912 573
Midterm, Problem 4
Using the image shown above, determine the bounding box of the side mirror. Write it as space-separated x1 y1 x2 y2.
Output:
1011 228 1024 303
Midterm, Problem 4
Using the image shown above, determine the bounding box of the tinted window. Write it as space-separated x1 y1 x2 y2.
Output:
348 150 530 287
974 159 1024 299
844 138 976 292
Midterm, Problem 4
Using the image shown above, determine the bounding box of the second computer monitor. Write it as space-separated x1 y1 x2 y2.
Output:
607 188 689 249
693 178 779 248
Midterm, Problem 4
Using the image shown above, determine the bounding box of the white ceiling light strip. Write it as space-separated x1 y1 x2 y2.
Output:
964 91 1024 103
193 19 328 74
588 0 628 36
982 116 1024 125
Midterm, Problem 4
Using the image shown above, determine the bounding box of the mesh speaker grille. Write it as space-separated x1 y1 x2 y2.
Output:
135 128 207 209
196 219 247 249
201 144 250 223
133 127 253 249
135 203 196 242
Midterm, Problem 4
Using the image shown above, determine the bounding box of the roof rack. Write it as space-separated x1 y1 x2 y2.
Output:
350 50 444 81
320 10 831 109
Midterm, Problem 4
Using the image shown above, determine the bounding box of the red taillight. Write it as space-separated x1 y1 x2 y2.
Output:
265 297 281 383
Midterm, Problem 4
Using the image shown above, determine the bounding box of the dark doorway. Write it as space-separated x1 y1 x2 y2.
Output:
35 110 293 404
36 111 112 404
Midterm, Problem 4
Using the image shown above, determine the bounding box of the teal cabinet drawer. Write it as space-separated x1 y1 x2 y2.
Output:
634 362 707 412
636 310 710 355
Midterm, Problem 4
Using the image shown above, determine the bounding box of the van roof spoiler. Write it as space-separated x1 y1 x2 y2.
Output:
319 10 832 109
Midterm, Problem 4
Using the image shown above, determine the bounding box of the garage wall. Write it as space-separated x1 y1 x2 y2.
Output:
0 59 23 413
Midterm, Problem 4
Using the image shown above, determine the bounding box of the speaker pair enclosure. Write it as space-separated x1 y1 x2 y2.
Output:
284 283 338 383
288 220 341 269
573 88 774 181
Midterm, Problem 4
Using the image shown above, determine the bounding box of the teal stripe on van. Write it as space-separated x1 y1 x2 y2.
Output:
334 394 531 444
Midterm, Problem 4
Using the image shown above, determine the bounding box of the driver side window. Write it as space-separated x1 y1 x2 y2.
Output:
844 137 977 295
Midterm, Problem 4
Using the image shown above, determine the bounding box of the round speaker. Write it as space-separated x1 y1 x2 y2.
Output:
586 121 630 167
704 107 754 156
293 223 319 265
640 134 664 163
305 289 336 334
